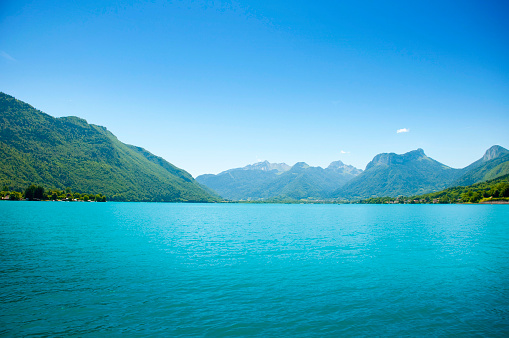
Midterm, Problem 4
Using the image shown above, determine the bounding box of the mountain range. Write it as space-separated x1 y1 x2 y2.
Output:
335 148 459 199
1 92 508 202
452 145 509 187
198 146 509 200
196 160 362 200
0 92 218 202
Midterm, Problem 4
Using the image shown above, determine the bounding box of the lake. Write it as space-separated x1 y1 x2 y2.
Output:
1 202 508 336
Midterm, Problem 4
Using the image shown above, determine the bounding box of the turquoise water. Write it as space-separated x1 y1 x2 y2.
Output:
1 202 508 336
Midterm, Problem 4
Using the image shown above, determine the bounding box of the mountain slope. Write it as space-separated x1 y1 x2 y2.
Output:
0 92 218 202
334 149 462 199
452 145 509 187
196 169 279 201
359 173 509 204
252 161 363 200
196 160 362 200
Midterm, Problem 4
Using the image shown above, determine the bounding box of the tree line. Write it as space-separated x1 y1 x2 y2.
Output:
1 184 107 202
357 174 509 204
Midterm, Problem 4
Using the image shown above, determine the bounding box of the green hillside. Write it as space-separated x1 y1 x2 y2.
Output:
335 149 462 199
198 146 509 201
418 174 509 203
197 169 279 200
253 162 360 200
196 160 361 200
0 92 218 202
359 174 509 204
452 146 509 187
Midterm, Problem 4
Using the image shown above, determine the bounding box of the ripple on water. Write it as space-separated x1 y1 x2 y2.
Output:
0 202 508 336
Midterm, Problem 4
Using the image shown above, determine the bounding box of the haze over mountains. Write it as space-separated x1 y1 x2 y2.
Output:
197 160 362 200
1 92 508 202
198 146 509 200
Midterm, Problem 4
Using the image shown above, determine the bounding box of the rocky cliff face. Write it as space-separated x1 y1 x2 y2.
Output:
365 149 426 170
327 160 363 175
335 149 461 199
453 145 509 186
481 145 509 162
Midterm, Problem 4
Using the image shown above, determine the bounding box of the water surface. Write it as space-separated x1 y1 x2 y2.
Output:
1 202 508 336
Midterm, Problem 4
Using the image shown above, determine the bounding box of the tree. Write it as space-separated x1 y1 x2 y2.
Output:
34 185 44 200
489 188 500 198
440 195 451 204
9 191 22 200
499 184 509 197
24 185 45 200
469 192 481 203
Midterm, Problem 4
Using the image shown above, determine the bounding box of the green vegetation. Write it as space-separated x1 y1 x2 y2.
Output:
1 184 106 201
453 146 509 187
198 146 509 202
253 162 357 200
335 149 462 199
358 174 509 204
196 160 361 201
2 92 507 203
0 92 219 202
197 169 280 201
0 189 22 200
334 147 509 200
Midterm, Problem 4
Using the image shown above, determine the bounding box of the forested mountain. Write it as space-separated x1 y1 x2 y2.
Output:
252 161 362 200
3 92 507 203
196 166 279 201
334 146 509 200
196 160 362 200
332 149 462 199
359 174 509 204
453 145 509 187
199 146 509 201
0 92 218 202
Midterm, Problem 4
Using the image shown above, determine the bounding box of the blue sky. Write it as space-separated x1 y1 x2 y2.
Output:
1 0 508 176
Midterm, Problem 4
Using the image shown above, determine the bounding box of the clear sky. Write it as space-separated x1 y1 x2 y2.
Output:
1 0 508 177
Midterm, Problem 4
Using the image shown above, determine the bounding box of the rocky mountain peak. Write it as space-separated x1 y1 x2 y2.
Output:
482 145 509 162
365 149 428 171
